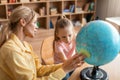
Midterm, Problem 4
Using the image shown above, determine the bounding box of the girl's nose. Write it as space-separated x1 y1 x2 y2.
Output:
66 37 70 43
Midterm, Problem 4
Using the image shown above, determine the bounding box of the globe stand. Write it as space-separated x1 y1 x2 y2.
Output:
80 66 109 80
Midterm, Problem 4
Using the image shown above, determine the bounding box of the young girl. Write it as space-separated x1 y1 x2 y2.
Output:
53 15 76 80
0 6 86 80
54 15 76 64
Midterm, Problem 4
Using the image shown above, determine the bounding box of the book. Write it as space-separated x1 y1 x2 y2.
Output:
20 0 29 2
1 0 7 3
50 8 57 15
50 20 53 28
89 2 95 11
76 7 83 13
39 7 45 16
69 5 75 12
84 3 90 11
8 0 16 3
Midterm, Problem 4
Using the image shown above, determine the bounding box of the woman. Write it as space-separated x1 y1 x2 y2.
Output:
0 6 86 80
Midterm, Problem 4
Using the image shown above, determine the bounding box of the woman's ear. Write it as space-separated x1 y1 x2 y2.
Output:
20 18 27 27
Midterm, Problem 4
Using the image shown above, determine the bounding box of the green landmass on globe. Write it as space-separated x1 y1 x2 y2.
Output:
78 49 90 58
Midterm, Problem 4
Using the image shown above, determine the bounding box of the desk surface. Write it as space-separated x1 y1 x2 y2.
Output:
106 17 120 26
69 54 120 80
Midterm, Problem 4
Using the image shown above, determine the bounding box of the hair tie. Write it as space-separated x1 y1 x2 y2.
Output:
61 15 66 19
57 15 67 21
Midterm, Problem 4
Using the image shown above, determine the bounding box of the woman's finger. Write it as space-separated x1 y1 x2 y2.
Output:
74 61 85 68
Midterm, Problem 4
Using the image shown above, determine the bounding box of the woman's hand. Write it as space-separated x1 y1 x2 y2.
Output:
62 54 86 73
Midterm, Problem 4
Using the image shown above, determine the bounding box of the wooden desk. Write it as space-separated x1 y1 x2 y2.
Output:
69 54 120 80
105 17 120 33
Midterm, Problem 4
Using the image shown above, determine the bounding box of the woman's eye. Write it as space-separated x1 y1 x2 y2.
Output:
34 21 37 24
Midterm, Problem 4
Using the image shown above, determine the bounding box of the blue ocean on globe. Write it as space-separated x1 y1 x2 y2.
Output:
76 20 120 66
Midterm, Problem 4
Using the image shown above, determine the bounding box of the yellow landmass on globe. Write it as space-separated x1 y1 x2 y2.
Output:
79 49 90 58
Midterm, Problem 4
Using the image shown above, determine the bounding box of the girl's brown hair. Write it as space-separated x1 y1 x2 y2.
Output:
0 6 37 47
54 15 74 41
53 15 75 53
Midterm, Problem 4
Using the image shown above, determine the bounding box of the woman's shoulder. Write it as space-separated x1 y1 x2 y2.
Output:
0 40 19 52
0 40 20 59
2 39 16 48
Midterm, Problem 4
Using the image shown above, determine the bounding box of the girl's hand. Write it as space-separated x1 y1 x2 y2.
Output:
62 54 86 73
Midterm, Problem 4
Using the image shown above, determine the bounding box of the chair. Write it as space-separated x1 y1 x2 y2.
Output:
40 36 54 65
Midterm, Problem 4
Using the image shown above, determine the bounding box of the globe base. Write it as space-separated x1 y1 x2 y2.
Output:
80 66 108 80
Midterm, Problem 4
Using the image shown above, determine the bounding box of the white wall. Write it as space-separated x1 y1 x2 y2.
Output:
96 0 120 20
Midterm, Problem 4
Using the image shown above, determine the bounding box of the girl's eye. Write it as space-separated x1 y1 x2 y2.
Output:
69 34 71 37
62 36 66 38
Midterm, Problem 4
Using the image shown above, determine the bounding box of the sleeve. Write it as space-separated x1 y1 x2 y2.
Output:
33 53 65 77
29 43 66 79
47 68 66 80
4 49 36 80
38 68 66 80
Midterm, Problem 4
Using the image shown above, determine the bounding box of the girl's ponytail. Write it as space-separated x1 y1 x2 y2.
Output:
57 15 66 21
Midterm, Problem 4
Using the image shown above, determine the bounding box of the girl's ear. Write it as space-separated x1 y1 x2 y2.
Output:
20 18 27 27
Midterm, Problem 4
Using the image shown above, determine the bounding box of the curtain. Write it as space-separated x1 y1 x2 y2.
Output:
96 0 120 19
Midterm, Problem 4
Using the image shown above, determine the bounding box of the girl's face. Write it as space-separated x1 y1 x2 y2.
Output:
23 15 38 38
57 26 74 44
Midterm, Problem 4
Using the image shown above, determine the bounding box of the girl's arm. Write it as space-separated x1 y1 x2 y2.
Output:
56 50 67 61
54 41 68 62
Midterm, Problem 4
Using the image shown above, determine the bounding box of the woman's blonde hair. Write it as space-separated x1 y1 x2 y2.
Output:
0 6 37 47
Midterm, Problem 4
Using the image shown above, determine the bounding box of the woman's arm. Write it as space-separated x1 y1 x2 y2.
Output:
36 54 86 80
38 68 66 80
2 48 36 80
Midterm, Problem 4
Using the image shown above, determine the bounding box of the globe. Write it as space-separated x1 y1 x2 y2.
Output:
76 20 120 66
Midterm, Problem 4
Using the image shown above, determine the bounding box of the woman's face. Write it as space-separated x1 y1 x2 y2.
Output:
57 26 74 44
23 15 38 38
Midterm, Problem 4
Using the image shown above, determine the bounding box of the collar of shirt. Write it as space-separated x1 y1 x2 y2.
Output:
10 33 31 54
